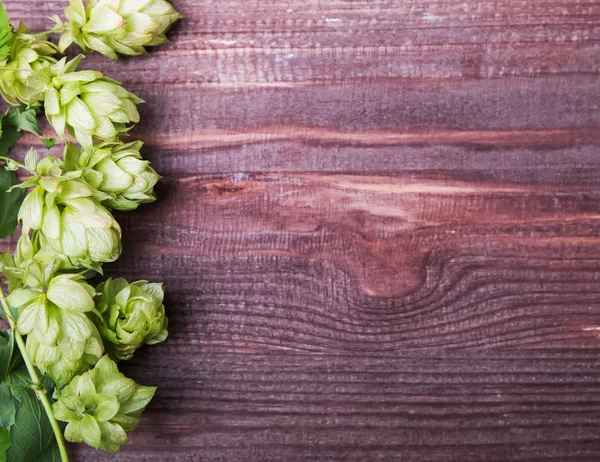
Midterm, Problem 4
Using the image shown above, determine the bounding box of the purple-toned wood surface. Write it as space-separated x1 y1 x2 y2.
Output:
3 0 600 460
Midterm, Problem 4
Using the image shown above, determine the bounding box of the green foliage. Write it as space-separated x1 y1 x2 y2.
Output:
0 118 21 155
0 331 20 432
5 107 43 137
0 331 60 461
0 105 47 238
0 106 43 156
0 429 11 462
42 138 56 149
5 368 60 462
0 330 21 381
0 1 177 459
0 384 16 429
0 106 50 152
0 1 13 58
0 167 24 238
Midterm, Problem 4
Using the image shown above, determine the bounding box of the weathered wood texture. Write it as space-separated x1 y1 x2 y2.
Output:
3 0 600 460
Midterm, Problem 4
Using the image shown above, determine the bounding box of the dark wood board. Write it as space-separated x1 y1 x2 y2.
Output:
2 0 600 460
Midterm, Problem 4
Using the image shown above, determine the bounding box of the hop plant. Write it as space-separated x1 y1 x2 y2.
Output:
56 0 183 61
64 141 160 211
0 230 91 292
96 278 168 360
28 55 143 149
18 151 122 265
5 235 103 385
53 356 156 452
0 24 58 105
0 1 173 458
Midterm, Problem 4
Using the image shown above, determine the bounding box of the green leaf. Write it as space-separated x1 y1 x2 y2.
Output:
0 384 15 430
0 107 34 239
0 330 21 382
0 167 25 238
42 138 56 150
0 332 23 432
36 442 61 462
0 331 13 381
6 367 60 462
0 428 10 462
5 107 43 137
0 106 44 158
0 2 13 59
0 116 21 155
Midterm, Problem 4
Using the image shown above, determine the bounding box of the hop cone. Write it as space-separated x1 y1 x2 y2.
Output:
96 278 168 360
53 355 156 452
7 262 103 386
58 0 183 61
0 230 91 293
0 24 58 106
18 153 122 265
64 141 160 211
32 55 143 149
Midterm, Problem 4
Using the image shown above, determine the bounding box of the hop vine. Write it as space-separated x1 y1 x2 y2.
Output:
0 0 182 459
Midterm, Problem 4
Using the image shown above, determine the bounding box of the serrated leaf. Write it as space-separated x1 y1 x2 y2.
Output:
0 331 22 432
0 2 13 59
5 107 42 137
0 384 15 430
0 428 10 462
6 366 59 462
0 117 21 156
0 167 25 238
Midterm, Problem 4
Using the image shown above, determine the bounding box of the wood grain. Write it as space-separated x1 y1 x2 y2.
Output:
2 0 600 460
72 352 600 462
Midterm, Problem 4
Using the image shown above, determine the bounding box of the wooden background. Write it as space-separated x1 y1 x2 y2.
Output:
3 0 600 460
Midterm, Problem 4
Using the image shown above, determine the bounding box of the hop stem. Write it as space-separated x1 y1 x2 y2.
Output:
0 287 70 462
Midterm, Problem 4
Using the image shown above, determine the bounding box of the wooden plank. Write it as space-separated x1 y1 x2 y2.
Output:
100 172 600 352
7 0 600 84
70 352 600 461
7 1 600 175
2 0 600 460
14 75 600 174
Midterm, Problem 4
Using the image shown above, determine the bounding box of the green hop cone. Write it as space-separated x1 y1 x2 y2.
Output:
0 24 58 106
53 355 156 452
57 0 182 61
7 266 104 386
64 141 160 211
96 278 168 361
18 152 122 265
0 230 94 292
30 55 143 149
